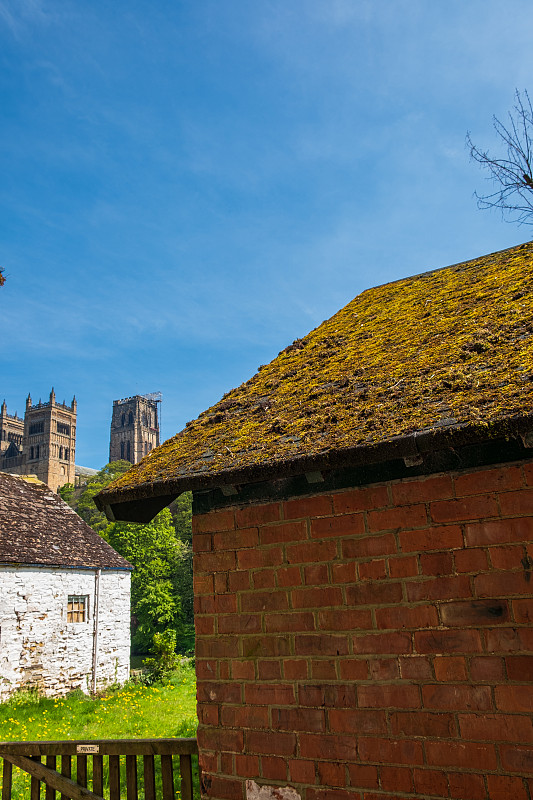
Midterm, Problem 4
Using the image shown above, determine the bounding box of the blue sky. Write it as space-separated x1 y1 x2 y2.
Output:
2 0 533 469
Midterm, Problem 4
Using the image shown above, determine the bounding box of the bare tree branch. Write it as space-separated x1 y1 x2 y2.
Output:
467 89 533 226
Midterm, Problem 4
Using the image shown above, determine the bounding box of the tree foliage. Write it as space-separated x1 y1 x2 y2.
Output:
73 461 132 533
66 462 193 654
104 508 187 652
169 493 194 635
467 89 533 226
142 629 180 684
58 482 75 504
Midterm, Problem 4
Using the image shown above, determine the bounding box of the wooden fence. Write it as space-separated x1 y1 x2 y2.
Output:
0 738 199 800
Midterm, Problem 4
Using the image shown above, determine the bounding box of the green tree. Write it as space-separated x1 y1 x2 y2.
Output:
142 629 180 684
170 492 194 648
103 507 186 652
65 462 194 654
171 491 192 546
135 582 179 653
58 482 75 504
72 461 132 532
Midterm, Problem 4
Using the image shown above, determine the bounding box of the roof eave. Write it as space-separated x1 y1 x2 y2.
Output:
0 560 133 571
95 415 533 523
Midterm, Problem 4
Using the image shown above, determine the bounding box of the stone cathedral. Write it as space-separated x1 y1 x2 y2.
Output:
109 395 160 465
0 389 76 491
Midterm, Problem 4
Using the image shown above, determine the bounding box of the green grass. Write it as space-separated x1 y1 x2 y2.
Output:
0 663 198 800
0 661 197 742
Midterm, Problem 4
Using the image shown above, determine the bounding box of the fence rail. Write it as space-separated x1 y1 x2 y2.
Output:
0 738 199 800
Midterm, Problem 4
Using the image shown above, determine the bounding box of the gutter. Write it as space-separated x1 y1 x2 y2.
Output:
91 568 101 694
0 562 132 572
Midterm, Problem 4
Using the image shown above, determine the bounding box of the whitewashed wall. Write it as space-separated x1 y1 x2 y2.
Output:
0 566 130 699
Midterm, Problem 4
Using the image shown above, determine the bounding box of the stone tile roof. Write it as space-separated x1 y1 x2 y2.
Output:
0 473 132 570
97 241 533 512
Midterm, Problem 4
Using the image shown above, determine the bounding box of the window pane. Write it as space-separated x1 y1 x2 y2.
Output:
67 595 87 622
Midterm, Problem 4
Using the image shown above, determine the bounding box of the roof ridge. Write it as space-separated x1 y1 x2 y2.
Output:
361 240 533 294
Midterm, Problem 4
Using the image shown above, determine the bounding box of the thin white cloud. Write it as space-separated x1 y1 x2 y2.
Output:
0 0 49 35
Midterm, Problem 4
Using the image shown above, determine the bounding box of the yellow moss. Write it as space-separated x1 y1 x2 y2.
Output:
107 242 533 494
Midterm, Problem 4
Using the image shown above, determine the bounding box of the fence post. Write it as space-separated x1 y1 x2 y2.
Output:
2 759 12 800
30 756 41 800
143 755 156 800
125 755 138 800
45 757 56 800
109 754 120 800
160 755 174 800
60 755 71 800
179 755 193 800
92 756 103 798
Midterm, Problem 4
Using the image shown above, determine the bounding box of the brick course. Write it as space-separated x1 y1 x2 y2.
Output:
194 461 533 800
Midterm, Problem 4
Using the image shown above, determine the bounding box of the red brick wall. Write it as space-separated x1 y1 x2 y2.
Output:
192 462 533 800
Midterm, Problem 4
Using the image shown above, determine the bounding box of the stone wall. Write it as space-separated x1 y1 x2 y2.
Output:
0 566 130 699
193 460 533 800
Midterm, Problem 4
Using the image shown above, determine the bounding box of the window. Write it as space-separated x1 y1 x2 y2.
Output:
57 422 70 435
120 441 125 459
121 413 125 427
29 421 44 435
128 411 134 425
59 446 63 459
126 440 131 461
67 595 88 623
35 444 40 459
30 446 34 459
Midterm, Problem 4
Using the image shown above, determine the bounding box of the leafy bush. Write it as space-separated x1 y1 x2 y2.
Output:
58 482 75 503
143 630 180 684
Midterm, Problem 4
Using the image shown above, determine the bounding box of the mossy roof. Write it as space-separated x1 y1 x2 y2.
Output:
98 241 533 511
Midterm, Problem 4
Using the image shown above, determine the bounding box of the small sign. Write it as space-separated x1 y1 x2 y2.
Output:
76 745 99 754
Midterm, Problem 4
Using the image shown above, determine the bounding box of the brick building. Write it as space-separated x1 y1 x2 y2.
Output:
1 389 76 492
97 243 533 800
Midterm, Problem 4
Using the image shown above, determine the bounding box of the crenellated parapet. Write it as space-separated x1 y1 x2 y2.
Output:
1 388 77 491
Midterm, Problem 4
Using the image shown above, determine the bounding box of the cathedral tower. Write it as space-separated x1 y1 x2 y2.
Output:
0 389 76 492
23 389 77 490
109 394 160 465
0 400 24 457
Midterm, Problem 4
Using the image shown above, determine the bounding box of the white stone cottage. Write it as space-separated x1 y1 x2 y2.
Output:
0 473 132 699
